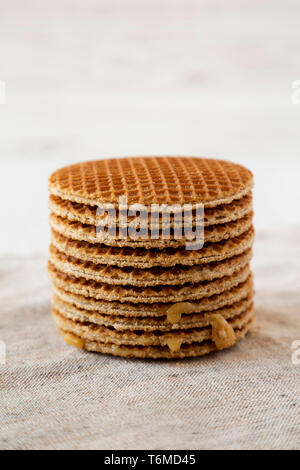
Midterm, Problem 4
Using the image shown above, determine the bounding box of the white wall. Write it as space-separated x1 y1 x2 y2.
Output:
1 0 300 254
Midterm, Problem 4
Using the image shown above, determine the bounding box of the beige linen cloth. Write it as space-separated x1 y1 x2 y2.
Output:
0 230 299 450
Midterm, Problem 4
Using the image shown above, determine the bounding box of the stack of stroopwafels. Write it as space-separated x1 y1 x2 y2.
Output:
48 157 255 359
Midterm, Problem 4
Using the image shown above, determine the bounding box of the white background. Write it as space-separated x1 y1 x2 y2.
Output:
0 0 300 255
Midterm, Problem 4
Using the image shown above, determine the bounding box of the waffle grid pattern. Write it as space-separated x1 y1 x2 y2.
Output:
49 157 253 207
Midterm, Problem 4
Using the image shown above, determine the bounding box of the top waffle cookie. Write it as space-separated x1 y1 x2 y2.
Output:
49 157 253 208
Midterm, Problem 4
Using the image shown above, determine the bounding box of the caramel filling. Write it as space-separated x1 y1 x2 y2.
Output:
165 337 183 353
63 332 85 349
166 302 195 324
210 314 236 350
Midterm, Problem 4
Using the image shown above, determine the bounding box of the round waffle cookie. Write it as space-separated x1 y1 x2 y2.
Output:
53 305 254 348
49 192 253 228
49 157 253 208
49 244 252 286
49 211 253 248
50 226 255 268
53 275 254 318
48 262 251 303
48 156 255 359
52 293 254 331
54 307 255 359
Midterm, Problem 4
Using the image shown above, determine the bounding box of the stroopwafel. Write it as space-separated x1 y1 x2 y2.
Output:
48 157 255 359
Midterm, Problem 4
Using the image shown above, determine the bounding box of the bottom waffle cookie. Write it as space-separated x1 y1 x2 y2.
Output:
53 305 254 353
55 313 254 359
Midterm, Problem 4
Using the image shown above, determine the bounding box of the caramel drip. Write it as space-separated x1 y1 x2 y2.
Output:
210 314 236 350
166 302 195 324
63 332 85 349
165 337 183 352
